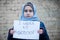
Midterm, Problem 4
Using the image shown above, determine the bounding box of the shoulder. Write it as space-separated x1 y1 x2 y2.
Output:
40 21 45 28
40 21 44 25
40 21 45 26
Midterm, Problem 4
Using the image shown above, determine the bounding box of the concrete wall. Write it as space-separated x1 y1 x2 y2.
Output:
0 0 60 40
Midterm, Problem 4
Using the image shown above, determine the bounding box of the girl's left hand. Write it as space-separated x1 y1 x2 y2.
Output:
38 29 43 34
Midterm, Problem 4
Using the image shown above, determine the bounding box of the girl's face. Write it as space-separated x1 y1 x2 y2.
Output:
24 6 34 18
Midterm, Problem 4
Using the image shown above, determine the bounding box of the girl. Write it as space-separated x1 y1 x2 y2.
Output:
7 2 49 40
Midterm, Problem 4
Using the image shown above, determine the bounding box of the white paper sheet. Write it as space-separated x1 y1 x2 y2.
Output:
13 20 40 39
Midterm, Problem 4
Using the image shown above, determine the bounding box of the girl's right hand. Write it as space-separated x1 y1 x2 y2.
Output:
10 30 15 34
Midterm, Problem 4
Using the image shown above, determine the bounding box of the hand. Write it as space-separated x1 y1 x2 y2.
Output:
10 30 15 34
38 29 43 34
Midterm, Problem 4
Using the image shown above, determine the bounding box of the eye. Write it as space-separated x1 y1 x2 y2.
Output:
24 10 27 12
24 10 33 12
29 10 33 12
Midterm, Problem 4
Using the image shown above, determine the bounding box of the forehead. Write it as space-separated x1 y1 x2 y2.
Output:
24 6 32 10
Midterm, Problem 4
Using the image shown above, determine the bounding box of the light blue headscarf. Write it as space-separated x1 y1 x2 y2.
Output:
19 3 40 21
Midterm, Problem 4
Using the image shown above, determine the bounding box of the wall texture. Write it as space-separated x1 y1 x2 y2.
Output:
0 0 60 40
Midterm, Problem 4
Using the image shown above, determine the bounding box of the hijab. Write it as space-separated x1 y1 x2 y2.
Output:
19 2 39 21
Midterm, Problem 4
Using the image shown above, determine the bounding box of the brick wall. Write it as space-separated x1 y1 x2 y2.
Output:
0 0 60 40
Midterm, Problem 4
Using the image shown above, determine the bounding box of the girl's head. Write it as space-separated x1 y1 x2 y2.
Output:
20 2 39 21
24 2 34 18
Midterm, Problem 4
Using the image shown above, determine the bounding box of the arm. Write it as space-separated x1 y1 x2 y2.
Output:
39 21 50 40
7 28 13 40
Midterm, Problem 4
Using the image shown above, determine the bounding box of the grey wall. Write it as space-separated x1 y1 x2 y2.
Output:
0 0 60 40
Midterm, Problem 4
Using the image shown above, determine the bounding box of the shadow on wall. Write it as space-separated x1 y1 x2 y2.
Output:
0 0 14 5
46 2 60 40
38 0 60 7
0 34 3 40
49 0 60 7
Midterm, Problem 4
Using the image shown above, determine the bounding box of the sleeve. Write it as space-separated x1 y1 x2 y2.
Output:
7 28 13 40
39 21 50 40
